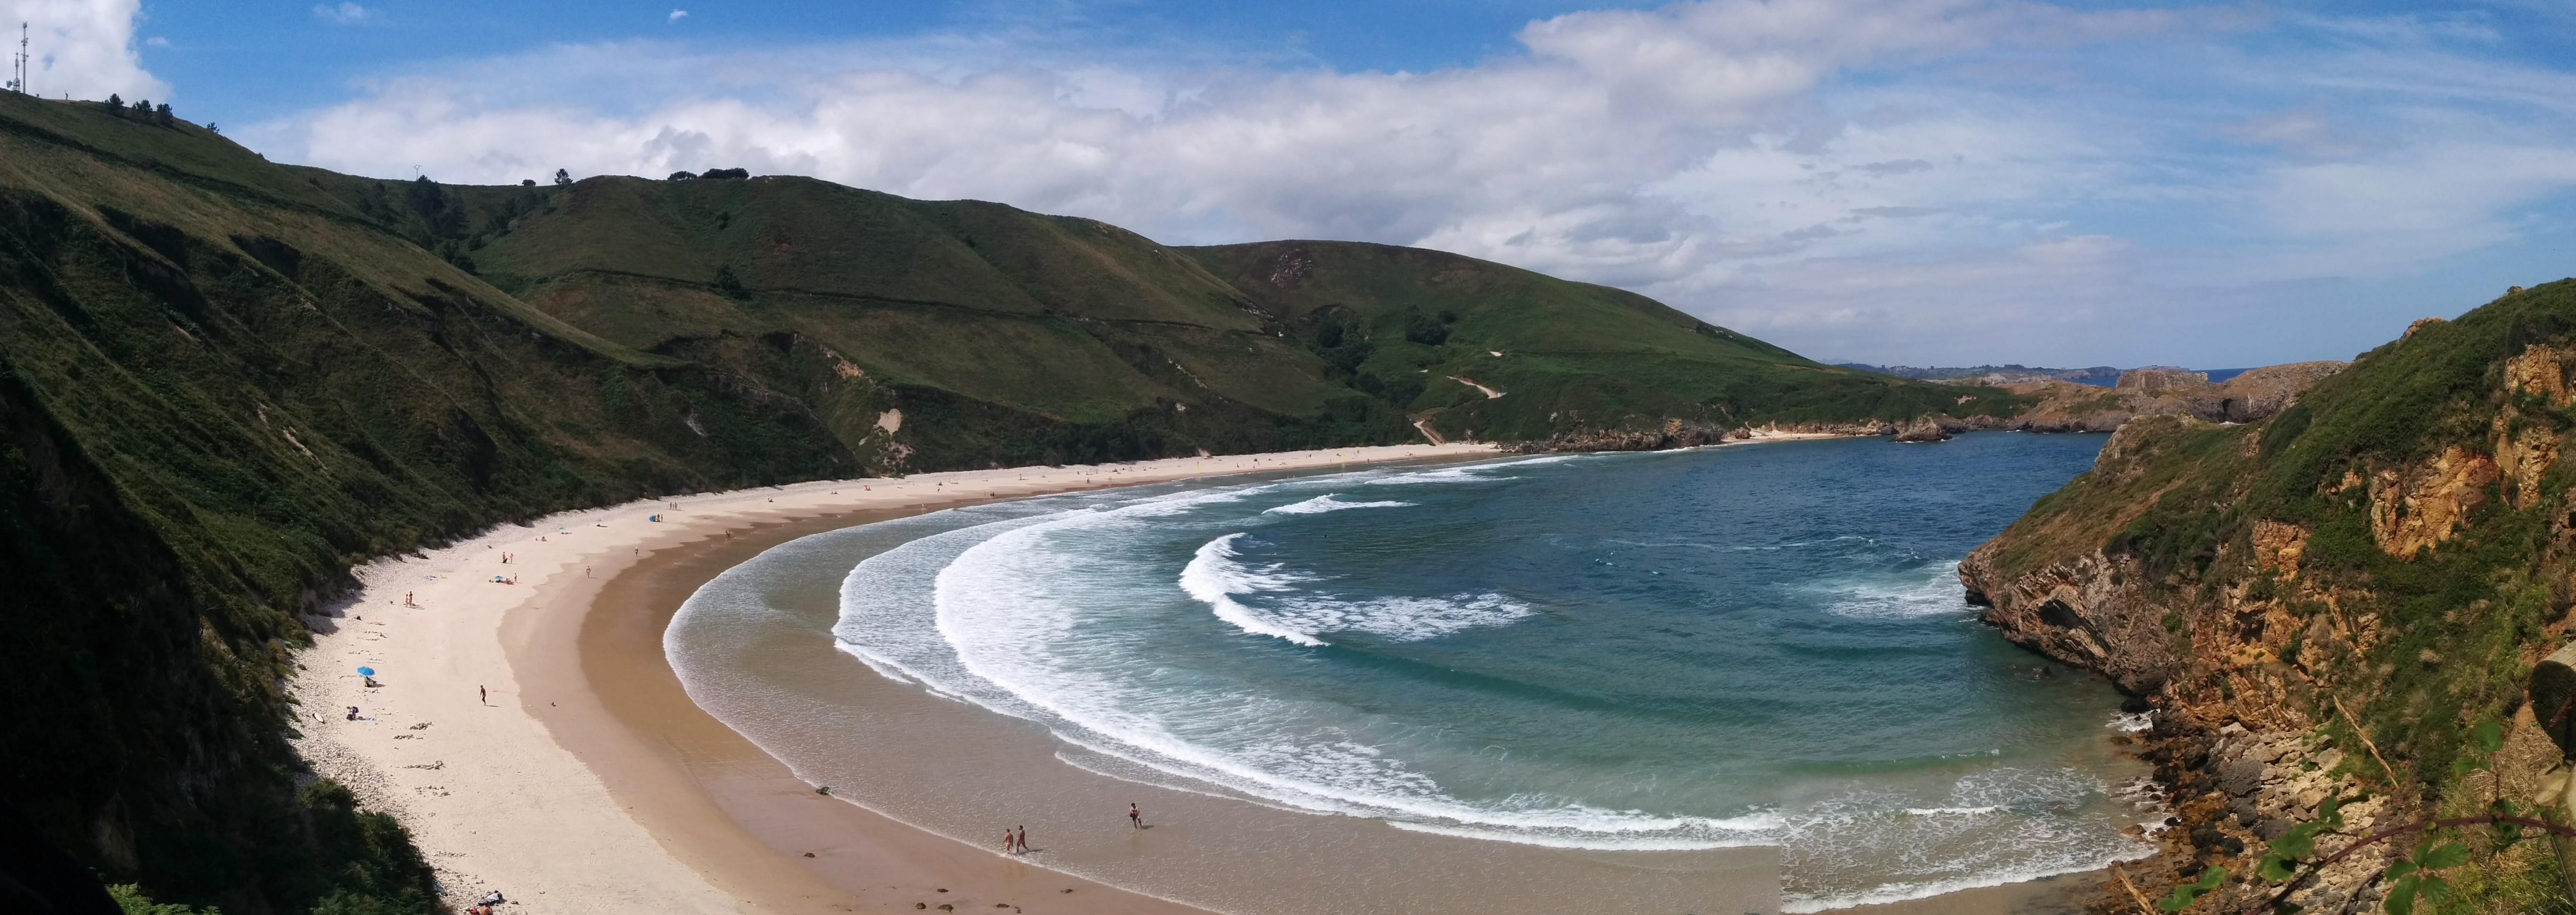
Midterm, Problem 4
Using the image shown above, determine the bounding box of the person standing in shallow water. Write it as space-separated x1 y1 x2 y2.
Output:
1016 825 1027 854
1001 827 1015 855
1128 803 1141 829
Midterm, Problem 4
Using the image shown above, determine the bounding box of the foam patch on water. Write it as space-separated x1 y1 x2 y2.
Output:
1180 534 1534 644
1264 494 1416 515
1181 534 1329 646
1276 593 1534 642
1365 466 1504 485
1811 561 1970 619
1776 767 2155 911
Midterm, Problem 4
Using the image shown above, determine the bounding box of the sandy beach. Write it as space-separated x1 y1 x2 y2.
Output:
287 434 2094 915
289 444 1493 913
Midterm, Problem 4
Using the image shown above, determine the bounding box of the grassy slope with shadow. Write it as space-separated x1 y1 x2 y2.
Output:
1187 240 2024 441
1 91 2028 913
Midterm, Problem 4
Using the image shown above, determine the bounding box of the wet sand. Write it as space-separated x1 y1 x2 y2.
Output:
287 437 2105 914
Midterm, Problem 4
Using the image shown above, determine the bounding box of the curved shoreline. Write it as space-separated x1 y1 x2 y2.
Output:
286 444 1492 914
285 436 2105 915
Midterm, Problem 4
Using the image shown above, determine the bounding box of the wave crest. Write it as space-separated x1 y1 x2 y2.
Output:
1264 494 1416 515
1181 534 1533 644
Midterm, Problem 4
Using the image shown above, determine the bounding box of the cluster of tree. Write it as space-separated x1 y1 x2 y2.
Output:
1402 308 1457 347
713 264 750 299
1307 308 1427 407
668 167 752 181
101 93 175 126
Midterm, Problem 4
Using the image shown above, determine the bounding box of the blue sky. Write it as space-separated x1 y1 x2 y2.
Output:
13 0 2576 368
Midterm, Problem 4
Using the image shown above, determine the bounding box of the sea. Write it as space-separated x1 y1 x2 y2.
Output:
668 433 2159 912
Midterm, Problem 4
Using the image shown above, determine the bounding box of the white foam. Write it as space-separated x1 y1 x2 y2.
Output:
1813 561 1970 619
1180 533 1533 644
1277 593 1533 642
1263 494 1416 515
889 492 1794 852
1776 767 2155 911
790 464 2152 907
1364 466 1500 485
1180 534 1329 646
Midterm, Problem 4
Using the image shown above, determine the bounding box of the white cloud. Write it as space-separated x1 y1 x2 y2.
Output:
139 0 2576 364
143 35 167 48
0 0 166 100
313 2 367 25
668 9 687 23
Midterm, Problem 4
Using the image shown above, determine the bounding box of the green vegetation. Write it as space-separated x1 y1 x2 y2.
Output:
1978 280 2576 912
0 91 838 913
112 883 223 915
1187 240 2026 441
0 89 2033 912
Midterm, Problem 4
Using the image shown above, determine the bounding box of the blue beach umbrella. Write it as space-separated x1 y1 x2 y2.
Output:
356 667 375 677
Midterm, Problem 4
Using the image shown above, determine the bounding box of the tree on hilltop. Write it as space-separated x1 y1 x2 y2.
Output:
553 168 571 186
104 93 121 111
713 265 749 299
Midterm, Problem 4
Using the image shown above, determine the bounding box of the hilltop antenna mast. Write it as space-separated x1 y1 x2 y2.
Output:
9 23 26 96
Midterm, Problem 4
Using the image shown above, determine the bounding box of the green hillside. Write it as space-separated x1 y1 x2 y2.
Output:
453 174 1396 456
0 90 2026 914
1188 240 2023 441
0 92 857 915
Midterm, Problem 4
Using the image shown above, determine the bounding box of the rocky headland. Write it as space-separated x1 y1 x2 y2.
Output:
1958 285 2576 913
1516 361 2348 453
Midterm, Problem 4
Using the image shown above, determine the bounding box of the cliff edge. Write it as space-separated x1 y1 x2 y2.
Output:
1961 282 2576 912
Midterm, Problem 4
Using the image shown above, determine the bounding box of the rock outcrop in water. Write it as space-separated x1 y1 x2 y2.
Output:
1957 280 2576 913
1893 417 1953 442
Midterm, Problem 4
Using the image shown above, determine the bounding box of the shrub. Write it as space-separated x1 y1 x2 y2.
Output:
1402 311 1449 346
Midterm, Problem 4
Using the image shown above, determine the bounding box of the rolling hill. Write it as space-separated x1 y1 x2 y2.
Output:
0 89 2023 912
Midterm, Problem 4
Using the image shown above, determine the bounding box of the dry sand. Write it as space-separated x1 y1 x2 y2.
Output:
287 433 2094 915
289 444 1492 913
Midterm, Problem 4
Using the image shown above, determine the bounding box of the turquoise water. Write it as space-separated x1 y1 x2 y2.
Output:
685 434 2156 909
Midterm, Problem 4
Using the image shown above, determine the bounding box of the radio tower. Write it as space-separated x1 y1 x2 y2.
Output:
9 23 25 96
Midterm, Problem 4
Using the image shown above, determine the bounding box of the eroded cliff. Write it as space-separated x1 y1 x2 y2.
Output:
1960 282 2576 913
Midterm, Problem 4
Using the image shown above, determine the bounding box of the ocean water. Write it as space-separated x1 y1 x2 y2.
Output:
673 434 2155 911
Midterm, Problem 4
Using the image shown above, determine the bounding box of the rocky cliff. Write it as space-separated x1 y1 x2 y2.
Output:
1982 361 2348 434
1960 283 2576 913
1509 362 2345 454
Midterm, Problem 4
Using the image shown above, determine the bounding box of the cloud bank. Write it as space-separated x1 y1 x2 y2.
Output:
44 0 2576 365
3 0 164 101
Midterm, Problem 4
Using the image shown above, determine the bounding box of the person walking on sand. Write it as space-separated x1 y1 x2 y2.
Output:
479 685 487 704
1128 803 1141 829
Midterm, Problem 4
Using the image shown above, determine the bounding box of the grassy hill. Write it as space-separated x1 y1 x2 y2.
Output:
1959 280 2576 911
0 90 2022 913
0 93 857 915
1188 240 2024 441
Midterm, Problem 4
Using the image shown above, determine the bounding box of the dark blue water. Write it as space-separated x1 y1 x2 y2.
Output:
719 434 2154 908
